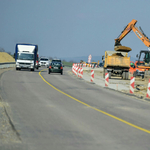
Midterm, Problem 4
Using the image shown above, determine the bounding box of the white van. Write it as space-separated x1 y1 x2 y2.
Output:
39 57 49 67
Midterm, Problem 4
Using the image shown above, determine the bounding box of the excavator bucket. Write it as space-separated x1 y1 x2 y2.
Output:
114 46 132 52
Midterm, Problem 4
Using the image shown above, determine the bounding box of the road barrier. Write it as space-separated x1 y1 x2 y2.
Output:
80 68 83 79
78 67 80 78
91 70 94 82
72 64 78 76
146 79 150 98
0 62 15 69
130 77 135 94
92 64 94 68
105 73 109 87
76 66 78 76
72 64 76 75
83 63 86 67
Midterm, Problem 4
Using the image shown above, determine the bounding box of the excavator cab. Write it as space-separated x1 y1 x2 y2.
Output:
138 51 150 65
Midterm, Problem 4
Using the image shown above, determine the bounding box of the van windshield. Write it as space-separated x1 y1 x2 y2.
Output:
18 53 34 60
40 58 49 61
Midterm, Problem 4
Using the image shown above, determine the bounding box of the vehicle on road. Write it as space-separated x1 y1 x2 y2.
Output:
39 57 49 67
48 59 63 75
14 43 38 71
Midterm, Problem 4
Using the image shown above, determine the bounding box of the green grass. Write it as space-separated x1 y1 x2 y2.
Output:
62 61 73 67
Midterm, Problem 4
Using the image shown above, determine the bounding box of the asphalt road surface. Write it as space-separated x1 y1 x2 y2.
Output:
0 67 150 150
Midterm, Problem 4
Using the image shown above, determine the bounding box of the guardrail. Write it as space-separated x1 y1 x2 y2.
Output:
0 62 16 69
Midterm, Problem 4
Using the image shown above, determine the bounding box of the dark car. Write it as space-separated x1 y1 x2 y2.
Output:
48 59 63 75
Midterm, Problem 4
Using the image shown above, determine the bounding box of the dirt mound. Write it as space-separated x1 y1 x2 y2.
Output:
114 46 132 52
0 52 15 63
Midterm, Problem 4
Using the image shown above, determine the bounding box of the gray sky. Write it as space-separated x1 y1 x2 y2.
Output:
0 0 150 60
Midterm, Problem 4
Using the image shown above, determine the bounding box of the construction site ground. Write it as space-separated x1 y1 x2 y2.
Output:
81 67 150 101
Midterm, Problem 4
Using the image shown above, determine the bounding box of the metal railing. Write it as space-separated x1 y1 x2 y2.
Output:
0 62 16 69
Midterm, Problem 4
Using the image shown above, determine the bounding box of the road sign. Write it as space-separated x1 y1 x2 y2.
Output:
88 54 92 63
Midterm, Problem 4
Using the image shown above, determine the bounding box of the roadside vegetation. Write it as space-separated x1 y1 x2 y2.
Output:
62 61 73 67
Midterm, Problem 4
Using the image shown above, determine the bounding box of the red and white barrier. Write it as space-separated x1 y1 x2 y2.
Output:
146 79 150 98
75 66 78 76
83 63 86 67
74 65 77 75
72 64 76 75
91 70 94 82
80 68 83 78
130 77 135 94
78 67 80 78
72 64 74 73
105 73 109 87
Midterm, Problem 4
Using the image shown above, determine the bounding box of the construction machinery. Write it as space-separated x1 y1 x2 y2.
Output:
129 61 146 78
103 51 130 79
114 19 150 73
103 19 150 79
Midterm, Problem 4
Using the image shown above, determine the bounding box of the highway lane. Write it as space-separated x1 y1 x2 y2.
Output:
0 67 150 150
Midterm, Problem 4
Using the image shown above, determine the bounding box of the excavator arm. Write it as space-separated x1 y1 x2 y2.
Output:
115 19 150 48
131 26 150 47
115 19 137 46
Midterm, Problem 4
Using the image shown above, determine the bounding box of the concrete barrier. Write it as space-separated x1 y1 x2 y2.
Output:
0 62 16 69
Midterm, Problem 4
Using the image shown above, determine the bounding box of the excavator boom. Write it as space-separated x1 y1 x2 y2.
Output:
115 19 137 46
115 19 150 48
131 26 150 47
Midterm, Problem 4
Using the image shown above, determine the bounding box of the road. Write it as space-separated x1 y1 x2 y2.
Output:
0 67 150 150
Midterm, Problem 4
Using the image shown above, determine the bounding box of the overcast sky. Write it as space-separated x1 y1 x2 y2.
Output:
0 0 150 60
